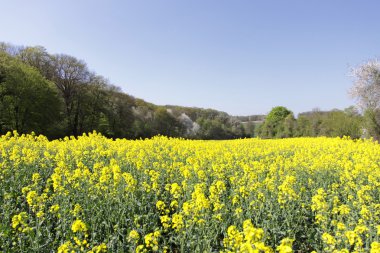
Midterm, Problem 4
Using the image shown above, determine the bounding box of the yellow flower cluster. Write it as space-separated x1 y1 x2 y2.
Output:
1 132 380 252
71 219 88 233
222 219 273 253
11 212 31 233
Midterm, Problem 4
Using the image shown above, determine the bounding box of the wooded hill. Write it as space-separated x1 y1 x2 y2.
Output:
1 42 364 140
0 42 264 140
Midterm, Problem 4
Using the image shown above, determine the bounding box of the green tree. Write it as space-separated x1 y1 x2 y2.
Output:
152 108 184 137
0 52 60 136
244 121 256 137
17 46 55 79
295 115 312 137
282 113 296 138
105 89 136 138
259 106 293 138
320 109 362 138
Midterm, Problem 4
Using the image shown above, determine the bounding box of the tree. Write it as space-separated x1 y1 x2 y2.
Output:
197 118 231 139
17 47 123 137
50 54 90 136
350 59 380 139
244 121 256 137
259 106 293 138
17 46 55 79
104 88 136 138
0 52 60 136
152 108 184 137
295 115 312 137
282 113 296 138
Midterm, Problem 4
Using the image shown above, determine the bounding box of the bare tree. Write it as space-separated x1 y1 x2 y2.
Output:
51 54 90 136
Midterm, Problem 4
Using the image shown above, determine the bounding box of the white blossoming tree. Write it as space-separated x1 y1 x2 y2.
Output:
350 59 380 139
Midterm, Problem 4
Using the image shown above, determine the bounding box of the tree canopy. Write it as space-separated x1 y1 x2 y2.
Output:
259 106 294 138
0 52 60 135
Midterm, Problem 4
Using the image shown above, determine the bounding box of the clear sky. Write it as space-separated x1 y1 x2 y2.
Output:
1 0 379 116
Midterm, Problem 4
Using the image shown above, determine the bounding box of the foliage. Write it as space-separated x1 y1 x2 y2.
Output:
0 52 61 135
259 106 294 138
295 108 363 139
152 108 185 137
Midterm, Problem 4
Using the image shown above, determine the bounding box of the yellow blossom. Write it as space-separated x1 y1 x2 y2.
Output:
71 219 87 233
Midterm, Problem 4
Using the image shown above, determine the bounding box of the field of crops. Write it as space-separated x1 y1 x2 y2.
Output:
1 132 380 252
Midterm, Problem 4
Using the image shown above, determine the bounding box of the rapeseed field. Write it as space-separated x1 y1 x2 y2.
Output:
1 132 380 252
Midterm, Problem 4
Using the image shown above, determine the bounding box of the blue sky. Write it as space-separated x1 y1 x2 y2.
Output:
1 0 379 115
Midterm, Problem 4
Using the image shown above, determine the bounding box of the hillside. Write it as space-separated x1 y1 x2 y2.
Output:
0 42 264 139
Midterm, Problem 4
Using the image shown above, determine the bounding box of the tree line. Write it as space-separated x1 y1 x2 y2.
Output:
0 42 258 139
257 59 380 140
257 106 362 139
0 42 378 140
